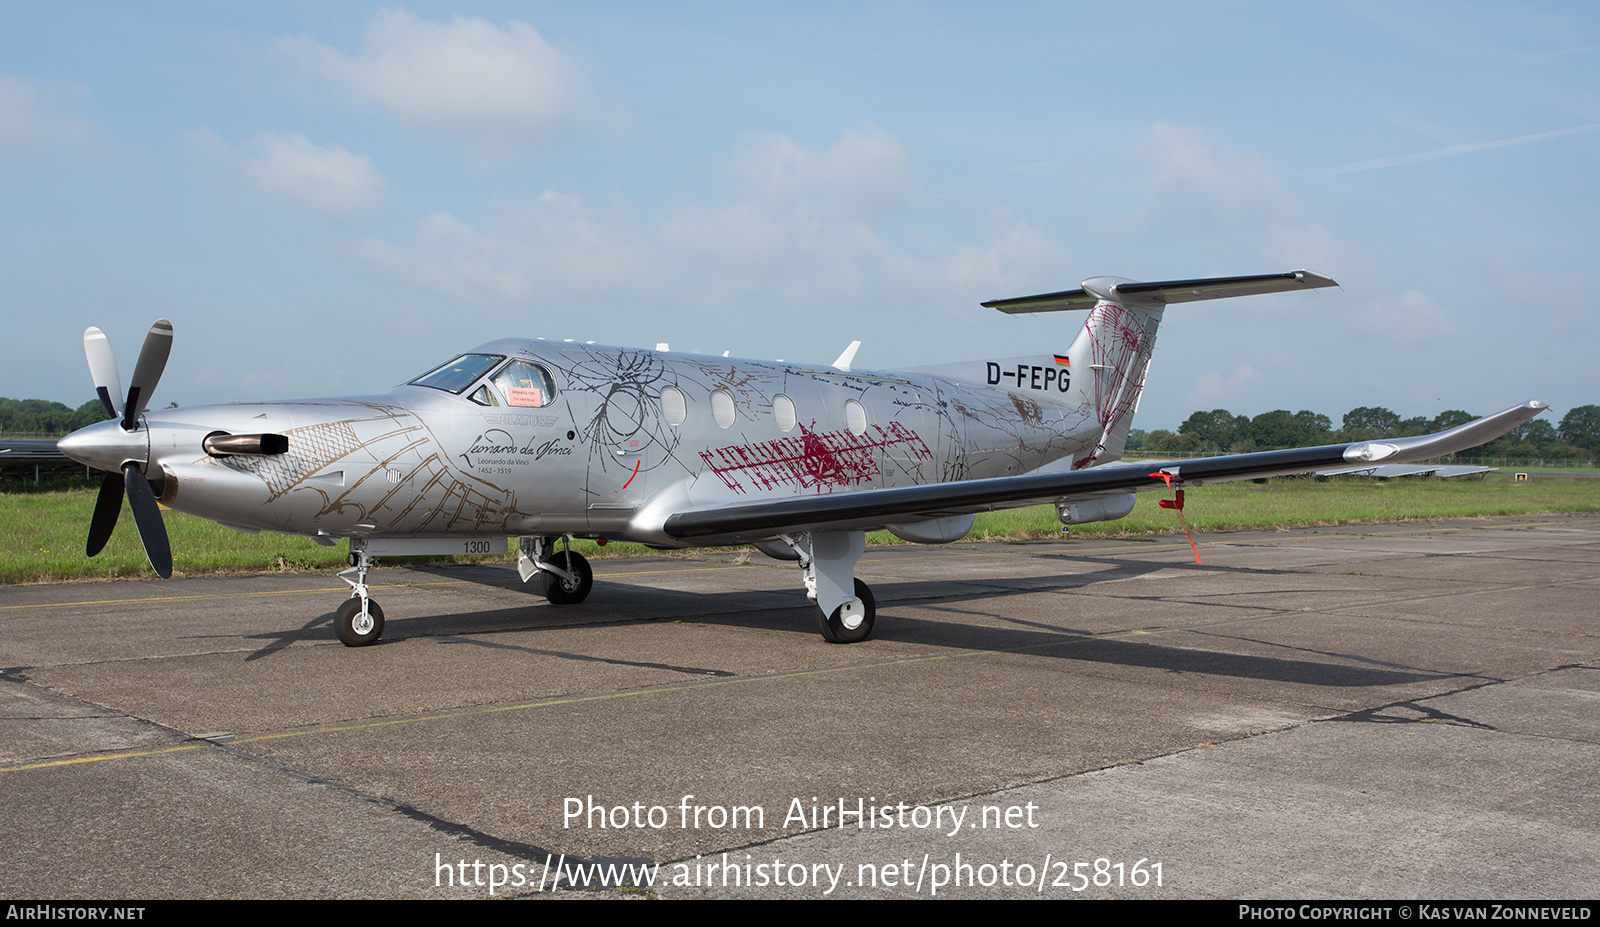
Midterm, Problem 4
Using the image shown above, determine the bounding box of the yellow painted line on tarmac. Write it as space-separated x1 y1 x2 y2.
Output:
594 565 762 577
0 566 759 615
0 586 350 612
8 571 1596 775
0 742 215 772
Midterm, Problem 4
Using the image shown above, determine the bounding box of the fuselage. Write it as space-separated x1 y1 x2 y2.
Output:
59 338 1106 547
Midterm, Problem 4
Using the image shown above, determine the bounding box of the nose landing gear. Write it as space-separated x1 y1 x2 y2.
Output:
334 595 385 647
336 542 384 647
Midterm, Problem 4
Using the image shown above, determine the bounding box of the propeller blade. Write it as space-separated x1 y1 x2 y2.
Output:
83 327 124 422
122 462 172 579
123 319 173 430
86 469 125 557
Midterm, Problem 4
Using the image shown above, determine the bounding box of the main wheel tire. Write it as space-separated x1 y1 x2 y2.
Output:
815 578 875 643
335 597 384 647
542 550 593 605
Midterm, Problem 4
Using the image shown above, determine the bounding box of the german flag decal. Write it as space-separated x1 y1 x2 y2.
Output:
1053 355 1071 367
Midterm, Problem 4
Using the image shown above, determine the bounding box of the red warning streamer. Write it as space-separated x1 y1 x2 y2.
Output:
1147 471 1202 564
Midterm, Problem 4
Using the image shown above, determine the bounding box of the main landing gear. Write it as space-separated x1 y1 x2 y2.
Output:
780 530 877 643
332 532 865 647
519 536 594 605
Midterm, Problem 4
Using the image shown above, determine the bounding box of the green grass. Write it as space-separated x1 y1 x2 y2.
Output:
1 473 1595 584
0 490 354 584
946 473 1600 542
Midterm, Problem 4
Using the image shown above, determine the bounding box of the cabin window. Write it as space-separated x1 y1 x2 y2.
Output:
661 386 687 426
711 390 736 428
773 394 796 432
845 398 867 436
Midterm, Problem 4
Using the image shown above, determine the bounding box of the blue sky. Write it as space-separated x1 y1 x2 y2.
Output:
3 1 1596 430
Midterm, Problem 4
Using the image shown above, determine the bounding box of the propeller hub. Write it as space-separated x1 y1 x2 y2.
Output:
57 418 150 473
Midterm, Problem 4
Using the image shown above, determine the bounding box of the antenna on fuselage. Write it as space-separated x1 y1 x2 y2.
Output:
832 340 861 372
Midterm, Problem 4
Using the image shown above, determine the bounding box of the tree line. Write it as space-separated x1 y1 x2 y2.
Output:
0 398 106 436
1129 405 1600 461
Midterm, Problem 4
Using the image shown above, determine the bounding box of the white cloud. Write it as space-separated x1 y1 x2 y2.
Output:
0 73 97 154
351 193 645 303
348 127 1066 326
943 218 1065 297
1185 364 1260 407
1476 250 1595 338
1129 123 1463 339
188 129 386 217
279 8 605 162
1136 123 1296 227
723 126 919 220
1348 288 1459 344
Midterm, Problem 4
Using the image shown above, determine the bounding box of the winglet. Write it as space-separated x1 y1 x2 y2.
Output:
1343 401 1545 463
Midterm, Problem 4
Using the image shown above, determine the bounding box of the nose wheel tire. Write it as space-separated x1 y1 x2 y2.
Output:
542 550 594 605
815 578 875 643
335 597 384 647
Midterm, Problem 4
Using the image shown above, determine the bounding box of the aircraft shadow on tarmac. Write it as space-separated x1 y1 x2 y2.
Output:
232 555 1451 690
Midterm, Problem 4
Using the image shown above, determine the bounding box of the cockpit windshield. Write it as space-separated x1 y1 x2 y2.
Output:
408 354 505 394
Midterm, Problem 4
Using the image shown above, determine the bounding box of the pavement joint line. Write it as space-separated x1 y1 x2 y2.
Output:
1314 665 1600 748
938 574 1600 665
7 571 1594 776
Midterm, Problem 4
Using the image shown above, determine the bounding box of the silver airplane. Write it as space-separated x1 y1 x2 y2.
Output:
56 271 1545 647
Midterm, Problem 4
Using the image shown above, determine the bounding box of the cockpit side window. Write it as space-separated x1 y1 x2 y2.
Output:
409 354 506 394
491 360 558 408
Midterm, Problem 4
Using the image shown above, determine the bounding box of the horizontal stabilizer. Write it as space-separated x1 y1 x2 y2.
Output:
984 270 1337 314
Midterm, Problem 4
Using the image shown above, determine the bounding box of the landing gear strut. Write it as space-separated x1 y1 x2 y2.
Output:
336 541 384 646
519 536 594 605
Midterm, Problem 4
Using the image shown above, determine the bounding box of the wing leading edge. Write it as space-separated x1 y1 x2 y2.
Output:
661 401 1545 543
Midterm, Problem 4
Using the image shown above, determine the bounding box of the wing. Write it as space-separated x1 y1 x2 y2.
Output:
661 401 1544 543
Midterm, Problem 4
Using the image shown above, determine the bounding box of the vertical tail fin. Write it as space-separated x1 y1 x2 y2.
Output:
981 270 1336 468
1065 295 1161 467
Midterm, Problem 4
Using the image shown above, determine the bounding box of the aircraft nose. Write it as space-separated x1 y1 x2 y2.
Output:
57 419 148 472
